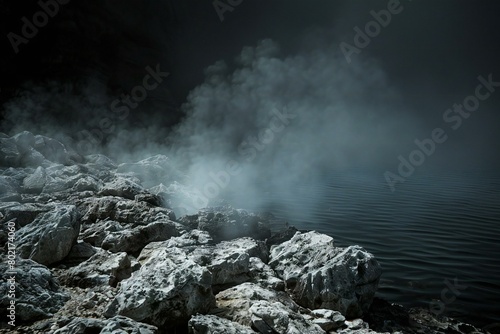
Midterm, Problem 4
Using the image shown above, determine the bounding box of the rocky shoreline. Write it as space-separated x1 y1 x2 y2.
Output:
0 132 492 333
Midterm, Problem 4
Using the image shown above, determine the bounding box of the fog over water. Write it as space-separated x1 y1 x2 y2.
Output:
1 0 500 325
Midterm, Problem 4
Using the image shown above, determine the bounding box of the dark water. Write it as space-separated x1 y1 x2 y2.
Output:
228 170 500 327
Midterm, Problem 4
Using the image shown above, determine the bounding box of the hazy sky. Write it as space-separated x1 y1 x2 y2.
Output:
1 0 500 205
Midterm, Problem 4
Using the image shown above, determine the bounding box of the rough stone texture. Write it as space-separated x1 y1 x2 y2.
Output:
53 316 158 334
0 203 52 227
117 154 181 188
60 249 132 288
99 176 145 200
22 166 47 194
310 309 346 331
248 257 285 291
214 283 324 333
0 132 79 168
16 205 80 265
178 207 271 242
79 196 175 226
105 246 215 327
100 220 181 253
0 259 69 322
249 300 325 334
269 231 382 318
188 314 257 334
63 241 98 266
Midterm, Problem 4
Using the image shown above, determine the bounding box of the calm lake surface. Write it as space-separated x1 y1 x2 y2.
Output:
227 170 500 327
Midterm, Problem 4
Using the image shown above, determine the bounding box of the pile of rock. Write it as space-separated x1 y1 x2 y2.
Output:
0 132 488 333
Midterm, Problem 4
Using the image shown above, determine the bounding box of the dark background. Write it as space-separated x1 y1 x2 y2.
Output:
1 0 499 167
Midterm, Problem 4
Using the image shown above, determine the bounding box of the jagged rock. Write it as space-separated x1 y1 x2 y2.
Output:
99 176 145 200
269 231 381 318
248 257 285 291
137 229 213 264
60 249 132 287
16 205 80 265
116 154 181 188
0 175 21 201
0 203 52 227
72 176 101 192
79 196 175 226
138 236 267 290
84 154 117 169
178 207 271 242
214 283 323 333
105 246 215 327
80 220 123 247
0 136 19 166
192 238 268 289
22 166 47 194
249 300 325 334
53 316 158 334
311 309 346 331
33 135 70 165
0 258 69 322
266 226 300 246
188 314 257 334
63 241 98 266
101 220 181 253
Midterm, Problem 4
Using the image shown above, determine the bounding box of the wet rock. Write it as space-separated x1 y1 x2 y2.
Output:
188 314 257 334
60 249 132 288
53 316 158 334
105 246 215 327
16 205 80 265
269 231 382 318
0 259 69 322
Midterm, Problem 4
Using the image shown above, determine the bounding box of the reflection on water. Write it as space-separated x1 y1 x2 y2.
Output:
226 170 500 327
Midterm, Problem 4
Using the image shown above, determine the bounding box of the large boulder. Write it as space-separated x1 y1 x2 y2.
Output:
22 166 47 194
116 154 181 188
100 220 181 253
178 207 271 242
0 259 69 322
105 246 215 328
269 231 382 318
16 205 80 265
60 249 132 288
214 283 324 333
79 196 175 226
53 316 158 334
137 235 268 290
188 314 257 334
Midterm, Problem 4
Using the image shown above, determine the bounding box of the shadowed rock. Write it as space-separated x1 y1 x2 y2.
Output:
16 205 80 265
0 259 69 322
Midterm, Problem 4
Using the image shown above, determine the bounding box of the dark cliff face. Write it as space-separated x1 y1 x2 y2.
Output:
0 0 184 134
